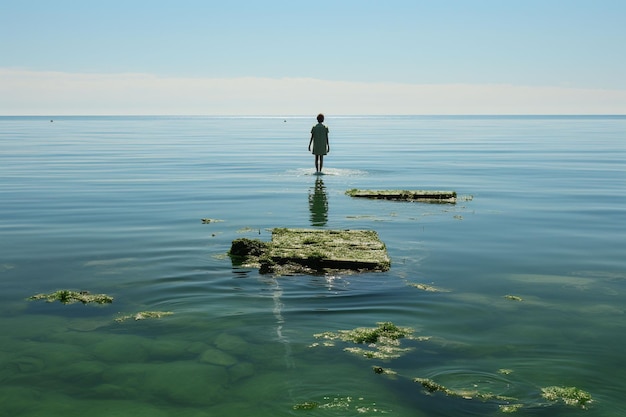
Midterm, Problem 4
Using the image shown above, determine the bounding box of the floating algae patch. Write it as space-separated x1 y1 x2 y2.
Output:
411 378 593 411
201 218 224 224
316 321 412 344
294 396 389 414
115 311 174 322
313 322 416 360
413 377 517 402
409 282 449 292
236 226 261 234
499 404 524 413
346 189 457 204
372 366 398 377
344 346 413 360
229 228 390 274
28 290 113 305
541 386 593 408
293 401 319 410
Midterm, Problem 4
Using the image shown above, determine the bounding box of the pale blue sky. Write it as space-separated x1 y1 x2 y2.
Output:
1 0 625 114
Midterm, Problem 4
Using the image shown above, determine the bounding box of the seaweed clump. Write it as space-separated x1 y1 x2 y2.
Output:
409 283 448 292
313 322 415 360
541 386 593 408
228 238 272 271
115 311 174 322
229 238 269 258
414 377 517 402
28 290 113 305
372 366 397 376
344 321 410 344
292 401 319 410
499 404 523 413
294 396 387 413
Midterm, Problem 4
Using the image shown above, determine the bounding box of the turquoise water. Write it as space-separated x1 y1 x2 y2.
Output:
0 115 624 416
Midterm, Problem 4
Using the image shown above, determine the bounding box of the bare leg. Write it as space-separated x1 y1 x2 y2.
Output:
319 155 324 172
314 156 320 172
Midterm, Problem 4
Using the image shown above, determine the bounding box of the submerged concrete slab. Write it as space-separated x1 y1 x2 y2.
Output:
230 228 390 275
346 189 456 204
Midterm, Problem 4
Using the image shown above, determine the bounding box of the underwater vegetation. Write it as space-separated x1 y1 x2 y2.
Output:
499 404 524 413
372 366 397 376
28 290 113 305
115 311 174 322
27 292 173 325
409 283 449 292
309 321 594 413
334 321 411 344
312 321 415 360
541 386 593 408
413 377 516 402
292 401 319 410
293 396 387 414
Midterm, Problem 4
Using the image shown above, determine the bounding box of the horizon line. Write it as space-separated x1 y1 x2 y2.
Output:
2 114 625 118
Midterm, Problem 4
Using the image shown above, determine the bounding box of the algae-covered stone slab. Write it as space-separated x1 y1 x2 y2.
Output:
271 228 390 272
346 189 456 204
28 290 113 305
230 228 390 274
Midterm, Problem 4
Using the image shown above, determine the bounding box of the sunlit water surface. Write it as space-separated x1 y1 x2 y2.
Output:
0 115 625 416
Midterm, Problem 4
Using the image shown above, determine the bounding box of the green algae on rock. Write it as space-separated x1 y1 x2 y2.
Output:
115 311 174 322
28 290 113 305
346 189 457 204
230 238 270 259
372 366 398 377
541 386 593 408
229 228 390 274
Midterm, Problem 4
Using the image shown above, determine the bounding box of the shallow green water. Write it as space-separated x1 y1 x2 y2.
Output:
0 116 624 416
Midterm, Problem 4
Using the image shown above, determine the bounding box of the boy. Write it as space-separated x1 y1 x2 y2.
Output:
308 113 330 173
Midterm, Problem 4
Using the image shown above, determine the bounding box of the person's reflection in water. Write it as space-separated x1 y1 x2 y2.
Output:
309 177 328 227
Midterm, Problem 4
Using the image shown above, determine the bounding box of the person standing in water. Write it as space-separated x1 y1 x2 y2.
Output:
308 113 330 173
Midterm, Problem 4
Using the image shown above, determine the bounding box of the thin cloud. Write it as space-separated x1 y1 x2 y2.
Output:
1 68 624 115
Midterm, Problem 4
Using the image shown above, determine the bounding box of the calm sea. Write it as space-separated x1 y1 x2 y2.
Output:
0 115 624 416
